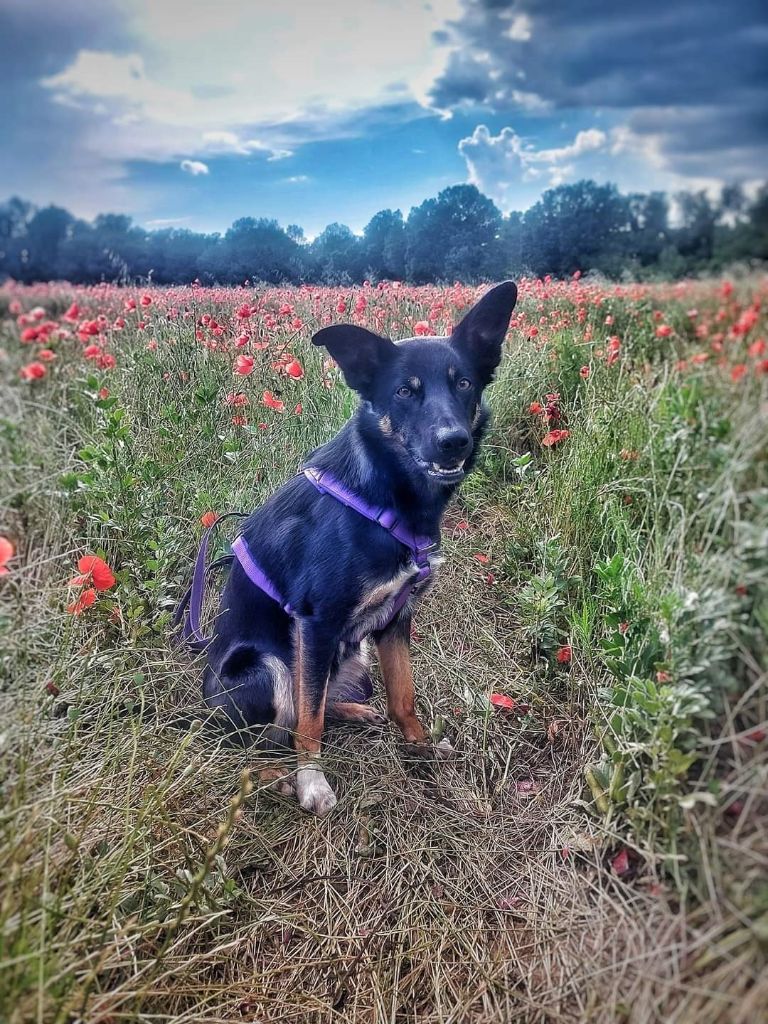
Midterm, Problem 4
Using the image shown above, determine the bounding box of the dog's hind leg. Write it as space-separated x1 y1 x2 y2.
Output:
203 647 294 746
326 702 387 726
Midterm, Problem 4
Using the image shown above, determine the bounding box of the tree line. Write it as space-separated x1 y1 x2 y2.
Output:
1 180 766 286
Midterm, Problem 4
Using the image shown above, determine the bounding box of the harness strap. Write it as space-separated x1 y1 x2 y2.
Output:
172 512 247 652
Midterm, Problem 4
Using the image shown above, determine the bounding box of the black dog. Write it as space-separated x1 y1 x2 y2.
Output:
203 281 518 814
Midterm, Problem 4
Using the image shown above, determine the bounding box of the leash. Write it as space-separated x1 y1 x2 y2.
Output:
174 469 440 651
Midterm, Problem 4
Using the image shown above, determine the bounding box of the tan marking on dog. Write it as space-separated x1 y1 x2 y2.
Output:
352 566 417 617
408 376 422 390
376 632 428 743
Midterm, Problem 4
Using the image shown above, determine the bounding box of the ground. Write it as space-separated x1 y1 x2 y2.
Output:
1 277 766 1023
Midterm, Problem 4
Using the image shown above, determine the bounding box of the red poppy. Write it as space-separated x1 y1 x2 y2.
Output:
285 359 304 379
262 391 285 412
490 693 518 711
234 355 255 376
529 401 544 414
731 364 747 382
541 429 570 447
473 552 490 565
69 555 116 591
0 536 14 576
579 365 590 378
200 511 218 529
556 645 572 663
19 362 47 380
67 587 97 615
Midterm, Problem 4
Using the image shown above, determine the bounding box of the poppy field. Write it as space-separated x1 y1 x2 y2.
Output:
1 276 767 1022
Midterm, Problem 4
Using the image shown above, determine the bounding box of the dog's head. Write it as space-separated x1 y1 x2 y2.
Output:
312 281 517 488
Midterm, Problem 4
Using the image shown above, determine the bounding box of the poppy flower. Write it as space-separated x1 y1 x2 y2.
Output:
0 536 14 576
529 401 544 414
473 552 490 565
414 321 433 336
556 645 572 664
19 362 47 380
234 355 255 376
200 511 218 529
655 324 673 338
490 693 519 711
731 364 747 382
294 403 303 415
262 391 285 412
579 365 590 378
69 555 116 591
541 429 570 447
284 359 304 379
67 587 97 615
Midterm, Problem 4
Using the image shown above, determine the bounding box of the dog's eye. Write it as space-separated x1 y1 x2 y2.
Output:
396 385 412 399
456 377 472 391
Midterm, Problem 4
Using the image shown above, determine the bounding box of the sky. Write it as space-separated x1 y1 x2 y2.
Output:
2 0 766 236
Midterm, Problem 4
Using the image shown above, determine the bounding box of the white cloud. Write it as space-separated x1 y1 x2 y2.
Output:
505 13 533 42
180 159 209 176
284 175 309 184
459 124 608 210
39 0 463 168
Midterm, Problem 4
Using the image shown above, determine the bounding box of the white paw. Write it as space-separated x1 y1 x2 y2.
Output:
296 765 338 816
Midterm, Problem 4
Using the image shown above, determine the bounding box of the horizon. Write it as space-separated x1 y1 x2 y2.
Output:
2 1 766 237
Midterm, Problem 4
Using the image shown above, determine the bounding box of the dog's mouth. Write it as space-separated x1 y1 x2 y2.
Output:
410 452 466 484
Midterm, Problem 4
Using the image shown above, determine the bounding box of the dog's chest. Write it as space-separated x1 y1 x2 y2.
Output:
344 553 442 641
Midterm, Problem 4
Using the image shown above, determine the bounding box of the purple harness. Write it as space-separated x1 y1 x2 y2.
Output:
175 467 438 651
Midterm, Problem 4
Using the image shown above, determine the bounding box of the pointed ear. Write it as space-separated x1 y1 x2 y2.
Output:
450 281 517 388
312 324 398 398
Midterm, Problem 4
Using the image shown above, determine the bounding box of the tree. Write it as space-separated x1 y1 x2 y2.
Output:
406 185 504 283
361 209 406 280
310 223 363 283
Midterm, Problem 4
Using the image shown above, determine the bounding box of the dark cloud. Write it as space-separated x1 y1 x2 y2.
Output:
429 0 768 180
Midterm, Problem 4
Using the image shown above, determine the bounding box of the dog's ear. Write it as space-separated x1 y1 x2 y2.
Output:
450 281 517 388
312 324 398 398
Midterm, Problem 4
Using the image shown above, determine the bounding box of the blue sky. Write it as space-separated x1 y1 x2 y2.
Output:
2 0 766 236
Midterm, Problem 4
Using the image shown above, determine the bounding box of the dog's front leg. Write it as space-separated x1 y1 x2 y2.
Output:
375 615 429 744
293 618 338 816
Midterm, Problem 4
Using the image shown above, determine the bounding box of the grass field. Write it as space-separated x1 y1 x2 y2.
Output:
1 276 767 1023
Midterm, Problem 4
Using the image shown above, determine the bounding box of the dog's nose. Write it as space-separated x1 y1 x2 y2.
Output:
435 427 471 456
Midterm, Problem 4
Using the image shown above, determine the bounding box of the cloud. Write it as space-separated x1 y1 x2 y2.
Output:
459 124 607 209
284 175 310 184
429 0 768 184
201 131 293 161
180 160 209 176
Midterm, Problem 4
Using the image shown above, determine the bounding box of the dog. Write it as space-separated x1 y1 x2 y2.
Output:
203 281 518 815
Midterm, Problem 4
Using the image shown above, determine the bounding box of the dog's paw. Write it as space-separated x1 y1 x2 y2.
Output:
296 766 338 816
258 766 296 798
403 736 455 760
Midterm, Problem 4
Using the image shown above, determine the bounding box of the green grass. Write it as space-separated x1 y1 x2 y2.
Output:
1 278 766 1022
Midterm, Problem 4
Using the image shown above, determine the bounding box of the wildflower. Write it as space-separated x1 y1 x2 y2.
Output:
556 645 572 663
456 519 469 531
294 403 303 415
225 392 249 407
19 362 47 380
67 588 97 615
748 338 766 358
200 511 218 529
336 301 347 314
473 552 490 565
541 429 570 447
38 349 57 361
655 671 671 683
98 388 110 400
234 355 255 376
579 365 590 378
262 391 285 412
490 693 521 711
731 364 747 382
83 344 102 359
414 321 433 336
619 449 639 461
0 536 14 575
140 294 152 307
529 401 544 414
285 359 304 379
655 324 673 338
69 555 116 591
